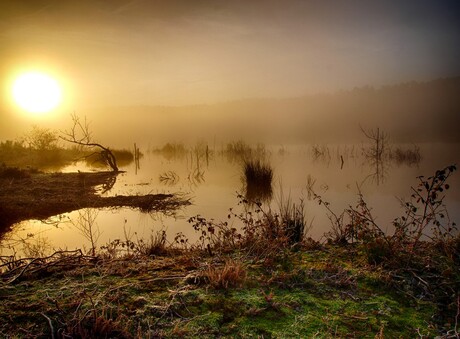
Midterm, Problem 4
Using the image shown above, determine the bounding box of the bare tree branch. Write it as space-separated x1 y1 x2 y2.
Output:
60 113 119 172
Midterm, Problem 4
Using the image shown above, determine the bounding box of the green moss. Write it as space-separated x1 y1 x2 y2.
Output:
0 246 444 337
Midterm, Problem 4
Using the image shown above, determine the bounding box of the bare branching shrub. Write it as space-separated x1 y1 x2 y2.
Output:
21 234 53 258
187 194 309 260
309 165 458 326
72 208 101 256
361 127 389 185
61 113 119 172
309 165 457 262
392 165 457 250
307 189 347 244
23 125 59 151
361 126 388 161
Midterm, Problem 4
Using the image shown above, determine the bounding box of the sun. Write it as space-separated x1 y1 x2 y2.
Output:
12 72 62 114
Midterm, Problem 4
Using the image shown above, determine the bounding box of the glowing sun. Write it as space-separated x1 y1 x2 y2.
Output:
12 72 62 114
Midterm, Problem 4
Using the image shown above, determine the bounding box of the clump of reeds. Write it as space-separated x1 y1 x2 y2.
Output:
389 145 421 166
278 196 310 244
242 157 273 202
138 230 169 256
224 140 267 162
225 140 252 158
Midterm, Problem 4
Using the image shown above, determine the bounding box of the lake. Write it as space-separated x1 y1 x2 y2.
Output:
1 142 459 257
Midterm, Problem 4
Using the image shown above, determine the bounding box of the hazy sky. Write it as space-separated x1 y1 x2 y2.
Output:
1 0 460 111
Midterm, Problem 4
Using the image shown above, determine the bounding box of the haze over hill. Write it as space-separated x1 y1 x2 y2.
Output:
83 77 460 147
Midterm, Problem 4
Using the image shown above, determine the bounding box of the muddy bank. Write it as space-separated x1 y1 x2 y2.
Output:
0 170 189 233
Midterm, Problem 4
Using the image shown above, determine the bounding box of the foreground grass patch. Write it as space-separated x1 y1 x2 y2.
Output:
0 247 438 338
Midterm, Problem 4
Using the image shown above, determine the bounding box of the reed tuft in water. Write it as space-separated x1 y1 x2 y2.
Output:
242 157 273 202
389 145 421 166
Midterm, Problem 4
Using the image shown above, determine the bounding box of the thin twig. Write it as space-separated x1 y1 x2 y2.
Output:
41 312 55 339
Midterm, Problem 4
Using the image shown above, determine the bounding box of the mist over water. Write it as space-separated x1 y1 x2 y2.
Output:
2 140 459 257
2 78 460 257
69 78 460 149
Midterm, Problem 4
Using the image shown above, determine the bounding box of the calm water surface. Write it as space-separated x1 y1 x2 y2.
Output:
2 143 459 257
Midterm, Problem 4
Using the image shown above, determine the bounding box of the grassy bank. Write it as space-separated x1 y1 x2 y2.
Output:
0 159 458 337
0 244 448 338
1 190 459 337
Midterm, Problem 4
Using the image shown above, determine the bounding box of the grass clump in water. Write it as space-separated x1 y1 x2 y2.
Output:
242 157 273 202
389 144 422 166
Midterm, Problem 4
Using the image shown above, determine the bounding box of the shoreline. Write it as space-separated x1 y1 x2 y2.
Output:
0 169 189 234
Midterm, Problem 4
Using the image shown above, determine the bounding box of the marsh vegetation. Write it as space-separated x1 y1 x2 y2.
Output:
0 164 458 337
0 125 458 337
0 129 135 171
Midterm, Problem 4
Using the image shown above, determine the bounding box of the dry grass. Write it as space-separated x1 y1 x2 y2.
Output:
203 259 247 289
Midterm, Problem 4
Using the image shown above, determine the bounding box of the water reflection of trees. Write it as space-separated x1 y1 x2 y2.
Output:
360 127 422 185
360 127 388 185
96 173 117 194
362 159 389 186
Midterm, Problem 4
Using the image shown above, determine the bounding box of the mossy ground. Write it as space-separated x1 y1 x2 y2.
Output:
0 246 441 338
